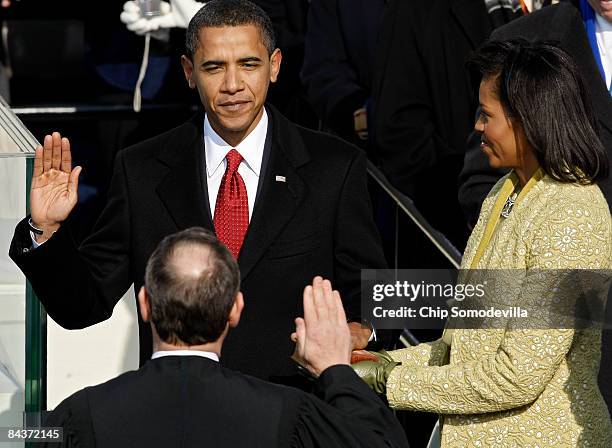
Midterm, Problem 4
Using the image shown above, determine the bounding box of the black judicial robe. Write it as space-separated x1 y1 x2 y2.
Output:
42 357 408 448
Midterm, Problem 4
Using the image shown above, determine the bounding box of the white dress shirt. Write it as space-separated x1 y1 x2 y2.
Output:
151 349 219 362
204 109 268 221
596 13 612 90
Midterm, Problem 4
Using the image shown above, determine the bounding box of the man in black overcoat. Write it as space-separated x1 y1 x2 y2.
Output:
9 0 385 381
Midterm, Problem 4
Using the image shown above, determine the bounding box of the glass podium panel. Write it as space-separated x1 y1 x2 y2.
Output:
0 95 39 157
0 95 139 442
0 95 41 447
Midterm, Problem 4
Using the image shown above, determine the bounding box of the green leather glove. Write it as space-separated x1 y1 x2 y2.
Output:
351 350 400 394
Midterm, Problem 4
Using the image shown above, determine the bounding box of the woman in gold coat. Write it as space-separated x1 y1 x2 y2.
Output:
356 40 612 447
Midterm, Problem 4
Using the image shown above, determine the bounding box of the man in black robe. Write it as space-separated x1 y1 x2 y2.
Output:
42 228 408 448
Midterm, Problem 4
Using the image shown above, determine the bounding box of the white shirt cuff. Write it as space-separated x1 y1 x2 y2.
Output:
30 231 43 249
368 324 377 342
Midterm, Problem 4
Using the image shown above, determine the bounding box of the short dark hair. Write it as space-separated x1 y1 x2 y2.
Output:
144 227 240 345
467 39 608 184
185 0 276 59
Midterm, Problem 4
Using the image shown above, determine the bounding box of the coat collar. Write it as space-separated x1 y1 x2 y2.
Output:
469 168 546 269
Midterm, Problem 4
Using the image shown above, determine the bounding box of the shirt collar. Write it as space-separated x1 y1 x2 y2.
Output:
204 109 268 178
151 350 219 362
596 13 612 34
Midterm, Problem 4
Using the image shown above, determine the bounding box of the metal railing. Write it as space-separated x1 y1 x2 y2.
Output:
366 161 462 269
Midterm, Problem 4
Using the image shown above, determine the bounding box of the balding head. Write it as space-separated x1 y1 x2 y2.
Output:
169 244 214 279
144 228 240 345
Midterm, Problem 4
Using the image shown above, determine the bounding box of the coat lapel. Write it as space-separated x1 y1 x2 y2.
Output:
597 96 612 137
561 3 612 136
588 70 612 136
155 114 214 232
238 107 309 281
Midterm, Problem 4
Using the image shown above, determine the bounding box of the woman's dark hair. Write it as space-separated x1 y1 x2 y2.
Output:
467 38 608 184
185 0 276 59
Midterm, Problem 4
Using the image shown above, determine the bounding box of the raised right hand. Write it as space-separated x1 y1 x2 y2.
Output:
30 132 81 243
293 277 352 377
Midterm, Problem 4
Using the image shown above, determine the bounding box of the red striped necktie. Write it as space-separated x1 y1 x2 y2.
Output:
213 149 249 258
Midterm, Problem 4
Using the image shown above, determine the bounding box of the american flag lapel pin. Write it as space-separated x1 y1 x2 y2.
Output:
275 175 286 183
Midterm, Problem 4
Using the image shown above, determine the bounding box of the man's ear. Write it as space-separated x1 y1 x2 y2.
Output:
269 48 282 84
181 55 196 89
228 292 244 328
138 286 151 323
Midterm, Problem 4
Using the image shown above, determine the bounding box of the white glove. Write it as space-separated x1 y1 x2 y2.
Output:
120 1 169 36
120 0 203 36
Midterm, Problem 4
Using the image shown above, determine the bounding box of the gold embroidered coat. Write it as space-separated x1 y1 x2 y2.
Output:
386 170 612 447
